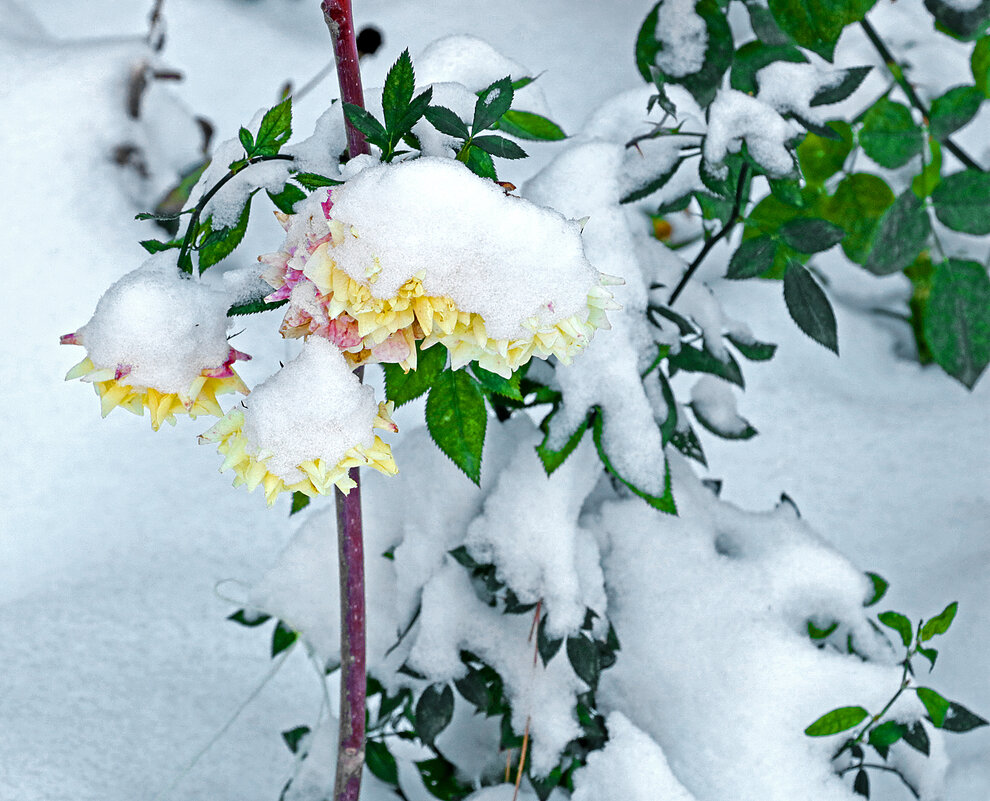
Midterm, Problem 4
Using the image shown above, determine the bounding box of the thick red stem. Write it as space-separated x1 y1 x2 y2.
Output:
321 0 371 159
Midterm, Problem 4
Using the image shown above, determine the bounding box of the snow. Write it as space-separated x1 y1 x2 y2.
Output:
704 89 799 177
653 0 709 78
756 61 848 125
690 375 750 436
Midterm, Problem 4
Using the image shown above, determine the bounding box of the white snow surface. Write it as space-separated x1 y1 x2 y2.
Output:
653 0 709 77
704 89 799 177
690 375 750 436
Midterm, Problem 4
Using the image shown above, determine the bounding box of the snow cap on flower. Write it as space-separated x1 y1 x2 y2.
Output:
199 338 398 506
61 252 249 430
260 157 620 378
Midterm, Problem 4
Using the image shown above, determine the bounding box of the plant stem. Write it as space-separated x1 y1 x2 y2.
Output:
667 163 749 306
322 0 371 159
859 18 983 172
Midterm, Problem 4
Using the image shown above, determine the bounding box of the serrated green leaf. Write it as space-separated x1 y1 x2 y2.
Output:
902 720 931 755
382 49 415 133
471 363 522 400
726 236 779 279
620 157 684 204
425 369 487 484
942 701 989 732
878 610 913 647
730 41 807 95
255 97 292 155
290 491 311 515
864 190 931 276
281 725 310 754
464 145 498 180
383 342 447 407
425 105 471 139
343 103 388 149
820 173 895 264
973 36 990 96
227 296 287 317
932 170 990 234
496 109 566 141
473 77 514 133
293 172 342 191
924 259 990 388
139 239 180 254
592 409 677 513
860 98 923 168
536 410 590 475
415 684 455 746
811 65 872 105
917 686 951 727
783 261 839 353
779 218 845 253
804 706 870 736
470 134 528 160
267 183 307 214
921 601 959 640
930 86 983 139
238 126 254 155
863 572 889 607
393 88 433 140
767 0 876 58
566 635 600 689
199 200 251 271
869 720 906 747
726 333 778 361
668 342 745 386
271 621 297 657
227 609 272 627
797 121 854 186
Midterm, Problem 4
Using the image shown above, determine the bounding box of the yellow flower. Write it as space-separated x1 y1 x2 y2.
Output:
199 401 398 506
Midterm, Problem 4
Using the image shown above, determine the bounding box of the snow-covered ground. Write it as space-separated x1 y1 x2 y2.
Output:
0 1 987 800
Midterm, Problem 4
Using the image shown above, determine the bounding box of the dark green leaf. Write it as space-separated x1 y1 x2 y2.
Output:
860 98 923 169
805 706 870 736
365 740 399 785
293 172 342 190
924 0 990 41
382 49 415 133
796 121 853 186
668 342 745 387
878 610 913 647
394 88 433 140
812 65 872 105
497 109 566 141
465 146 498 180
254 97 292 155
924 259 990 388
425 369 488 484
656 369 679 446
592 409 677 513
869 720 906 747
226 297 288 317
865 191 931 276
691 401 758 440
807 619 839 639
425 105 471 139
566 635 600 689
921 601 959 640
238 126 254 155
932 170 990 234
783 261 838 353
726 333 778 361
471 363 522 400
536 411 590 475
415 684 455 746
748 3 793 45
227 609 272 627
290 492 311 515
902 720 931 755
281 725 310 754
199 200 251 271
853 768 869 797
767 0 876 58
918 645 939 670
821 173 895 265
537 614 564 666
779 218 846 253
470 135 528 159
670 425 707 466
416 756 473 798
343 103 388 149
863 572 889 607
448 545 478 569
973 36 990 97
267 183 307 215
271 621 297 657
139 239 180 254
473 77 514 133
454 670 490 710
383 342 447 407
930 86 983 139
916 687 951 727
620 157 684 204
730 41 807 96
726 235 778 279
942 701 989 732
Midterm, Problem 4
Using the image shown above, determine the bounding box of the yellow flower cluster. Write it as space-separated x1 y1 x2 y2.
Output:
199 401 398 506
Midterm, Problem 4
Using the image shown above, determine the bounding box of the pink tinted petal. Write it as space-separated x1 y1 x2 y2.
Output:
321 189 334 219
114 364 132 380
59 332 81 345
265 284 293 302
324 315 363 349
370 332 412 364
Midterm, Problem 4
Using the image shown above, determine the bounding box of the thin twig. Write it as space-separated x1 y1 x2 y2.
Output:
512 717 531 801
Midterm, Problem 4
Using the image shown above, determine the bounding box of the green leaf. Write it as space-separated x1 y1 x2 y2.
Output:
473 76 514 133
921 601 959 640
656 369 679 446
592 409 677 513
425 369 488 484
878 610 913 647
670 425 707 466
811 65 872 106
382 49 415 133
293 172 342 190
271 621 297 657
454 670 490 709
972 36 990 96
807 619 839 639
254 97 292 155
470 135 528 159
912 137 943 198
290 491 311 515
747 3 793 44
139 239 180 254
365 740 399 785
281 725 310 754
393 88 433 142
924 259 990 388
779 218 845 253
783 262 839 353
383 342 447 407
924 0 990 41
864 191 931 276
416 756 473 798
537 411 590 475
916 686 951 727
726 236 778 279
415 684 455 746
929 86 983 139
730 41 807 96
496 109 566 141
668 342 745 387
942 701 989 732
199 200 251 271
471 363 522 400
227 609 272 627
267 183 307 214
804 706 870 736
853 768 869 797
726 334 777 361
566 635 601 689
620 157 684 204
902 720 931 755
691 401 758 440
820 173 895 264
797 121 853 187
767 0 876 58
238 126 254 155
537 614 564 666
860 98 923 168
931 170 990 234
869 720 906 747
863 572 889 607
226 296 288 317
635 0 733 107
425 105 471 139
343 103 388 149
464 146 498 180
918 645 939 670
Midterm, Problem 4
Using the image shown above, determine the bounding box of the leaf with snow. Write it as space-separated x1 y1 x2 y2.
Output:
199 200 251 271
592 409 677 514
253 97 292 156
768 0 876 59
804 705 869 736
473 76 514 133
415 684 455 746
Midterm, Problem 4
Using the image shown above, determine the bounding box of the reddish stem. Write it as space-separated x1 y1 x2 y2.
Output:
321 0 371 159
